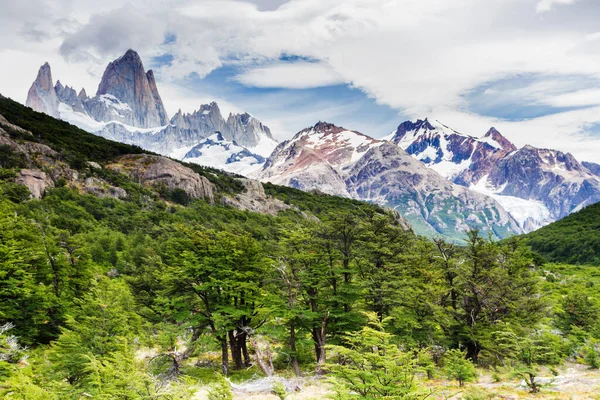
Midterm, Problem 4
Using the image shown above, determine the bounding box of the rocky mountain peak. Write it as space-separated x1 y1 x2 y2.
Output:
78 88 88 100
390 118 436 143
26 62 59 118
311 121 345 134
95 49 169 128
36 62 54 90
483 127 516 151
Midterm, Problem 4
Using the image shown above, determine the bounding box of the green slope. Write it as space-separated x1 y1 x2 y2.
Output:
523 202 600 265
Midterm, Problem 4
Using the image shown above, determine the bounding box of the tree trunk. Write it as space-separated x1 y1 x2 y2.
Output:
465 341 480 364
229 330 244 370
289 319 301 376
219 336 230 375
249 336 274 377
313 312 328 375
240 333 251 367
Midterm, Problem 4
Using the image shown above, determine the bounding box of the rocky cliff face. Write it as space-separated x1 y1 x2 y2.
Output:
255 122 520 240
26 63 60 118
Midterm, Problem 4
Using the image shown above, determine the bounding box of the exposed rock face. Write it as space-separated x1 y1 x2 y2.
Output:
167 103 278 157
221 178 290 215
583 161 600 177
55 81 87 113
82 177 128 199
16 169 54 199
488 145 600 218
170 102 227 134
225 112 275 150
26 63 59 118
94 50 169 128
107 154 215 204
256 122 520 240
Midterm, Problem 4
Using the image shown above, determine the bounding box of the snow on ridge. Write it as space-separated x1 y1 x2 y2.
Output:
99 94 132 111
470 174 552 231
58 103 167 135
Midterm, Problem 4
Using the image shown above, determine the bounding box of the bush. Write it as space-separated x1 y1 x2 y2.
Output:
272 381 287 399
583 342 600 369
444 349 477 387
207 373 233 400
1 182 30 202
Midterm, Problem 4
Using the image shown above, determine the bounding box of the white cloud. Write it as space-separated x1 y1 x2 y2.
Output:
536 0 578 13
234 62 345 89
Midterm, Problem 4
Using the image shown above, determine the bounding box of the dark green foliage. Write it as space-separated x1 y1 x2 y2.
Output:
523 201 600 265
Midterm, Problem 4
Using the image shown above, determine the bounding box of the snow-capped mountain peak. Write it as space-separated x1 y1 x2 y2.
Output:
179 132 266 175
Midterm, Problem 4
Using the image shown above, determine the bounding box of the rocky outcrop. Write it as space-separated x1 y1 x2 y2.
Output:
16 169 54 199
26 63 59 118
221 178 290 215
82 177 128 199
107 154 215 204
94 49 168 128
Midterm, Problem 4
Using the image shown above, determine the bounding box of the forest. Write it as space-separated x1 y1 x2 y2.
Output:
1 96 600 398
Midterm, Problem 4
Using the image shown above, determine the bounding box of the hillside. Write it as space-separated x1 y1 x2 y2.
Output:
524 201 600 265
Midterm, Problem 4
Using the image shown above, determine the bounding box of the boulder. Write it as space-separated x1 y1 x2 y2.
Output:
16 169 54 199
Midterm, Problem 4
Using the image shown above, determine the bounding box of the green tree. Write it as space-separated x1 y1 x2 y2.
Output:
327 312 430 399
492 324 562 393
443 349 477 386
161 228 265 374
48 276 141 385
436 231 544 363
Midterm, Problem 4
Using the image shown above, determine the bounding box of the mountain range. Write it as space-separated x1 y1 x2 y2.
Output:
23 50 600 240
25 50 278 175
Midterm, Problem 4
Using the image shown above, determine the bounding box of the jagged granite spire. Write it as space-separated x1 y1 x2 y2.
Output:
94 49 169 128
26 62 59 117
